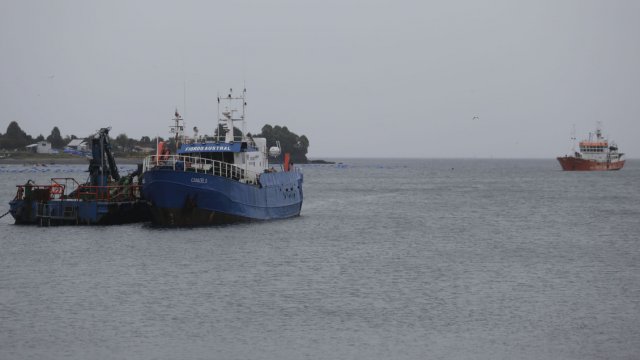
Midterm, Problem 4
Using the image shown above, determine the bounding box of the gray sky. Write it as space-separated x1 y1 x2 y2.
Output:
1 0 639 158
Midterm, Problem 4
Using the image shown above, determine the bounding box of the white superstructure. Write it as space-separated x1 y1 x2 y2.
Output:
575 126 624 164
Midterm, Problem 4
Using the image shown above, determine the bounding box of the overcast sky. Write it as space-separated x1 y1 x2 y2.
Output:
1 0 638 158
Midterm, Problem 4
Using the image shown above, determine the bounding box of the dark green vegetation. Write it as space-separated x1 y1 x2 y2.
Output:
254 125 309 163
1 122 44 150
0 121 78 151
1 121 316 163
0 121 159 156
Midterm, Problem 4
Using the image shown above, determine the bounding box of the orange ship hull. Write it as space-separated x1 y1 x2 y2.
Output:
557 157 625 171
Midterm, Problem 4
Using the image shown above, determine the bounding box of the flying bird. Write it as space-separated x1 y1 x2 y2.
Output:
472 115 480 121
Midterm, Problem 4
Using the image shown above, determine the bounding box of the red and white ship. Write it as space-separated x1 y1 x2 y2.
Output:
557 126 625 171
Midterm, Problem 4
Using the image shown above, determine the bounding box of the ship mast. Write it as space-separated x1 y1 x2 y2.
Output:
169 109 185 152
216 88 247 143
570 124 576 154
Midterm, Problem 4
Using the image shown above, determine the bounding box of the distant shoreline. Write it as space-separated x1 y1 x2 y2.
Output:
0 156 144 165
0 156 335 166
307 159 335 164
1 156 630 165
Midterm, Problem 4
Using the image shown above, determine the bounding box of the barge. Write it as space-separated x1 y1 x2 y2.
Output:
8 128 149 225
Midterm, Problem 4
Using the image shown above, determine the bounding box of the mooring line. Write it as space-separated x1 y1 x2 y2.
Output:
0 210 10 219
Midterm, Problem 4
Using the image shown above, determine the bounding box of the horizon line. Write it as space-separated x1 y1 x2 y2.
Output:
307 156 638 161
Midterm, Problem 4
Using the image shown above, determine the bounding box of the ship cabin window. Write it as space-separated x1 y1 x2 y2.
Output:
190 151 235 164
581 146 605 153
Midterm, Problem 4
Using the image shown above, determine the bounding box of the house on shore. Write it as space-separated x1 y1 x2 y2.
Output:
26 141 53 154
63 138 90 156
66 139 88 151
133 145 156 154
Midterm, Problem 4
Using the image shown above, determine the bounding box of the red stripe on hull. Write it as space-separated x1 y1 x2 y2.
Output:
557 157 625 171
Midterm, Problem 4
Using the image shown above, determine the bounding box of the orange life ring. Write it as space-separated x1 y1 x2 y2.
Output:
51 184 63 195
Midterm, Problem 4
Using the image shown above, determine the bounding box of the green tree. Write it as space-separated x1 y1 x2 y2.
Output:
46 126 65 148
2 121 32 150
127 136 137 150
114 133 129 151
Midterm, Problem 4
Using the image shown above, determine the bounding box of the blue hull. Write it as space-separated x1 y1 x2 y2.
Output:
9 199 149 225
142 169 303 226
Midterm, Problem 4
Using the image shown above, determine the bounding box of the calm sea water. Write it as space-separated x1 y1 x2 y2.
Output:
1 159 639 360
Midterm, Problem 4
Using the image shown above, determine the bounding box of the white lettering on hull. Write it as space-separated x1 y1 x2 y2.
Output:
184 145 232 152
191 177 208 184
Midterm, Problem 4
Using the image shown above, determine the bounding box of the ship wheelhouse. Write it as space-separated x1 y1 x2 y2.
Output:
579 141 608 153
186 150 234 164
142 88 278 186
177 139 268 180
178 142 247 165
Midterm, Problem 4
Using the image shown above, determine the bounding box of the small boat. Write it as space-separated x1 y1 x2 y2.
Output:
557 125 625 171
8 128 149 225
142 89 303 226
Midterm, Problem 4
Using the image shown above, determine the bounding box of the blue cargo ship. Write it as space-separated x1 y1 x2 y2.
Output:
142 89 303 226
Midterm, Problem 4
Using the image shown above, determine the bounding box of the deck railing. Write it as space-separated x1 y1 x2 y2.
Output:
143 155 260 185
15 177 142 203
74 184 142 202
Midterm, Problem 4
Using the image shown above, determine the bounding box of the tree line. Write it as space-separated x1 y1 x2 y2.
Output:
1 121 310 162
0 121 70 150
0 121 160 153
254 124 309 163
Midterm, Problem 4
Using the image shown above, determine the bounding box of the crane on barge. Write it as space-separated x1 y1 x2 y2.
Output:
8 127 148 225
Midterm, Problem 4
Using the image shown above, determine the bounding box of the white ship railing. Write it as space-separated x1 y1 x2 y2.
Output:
143 155 260 185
